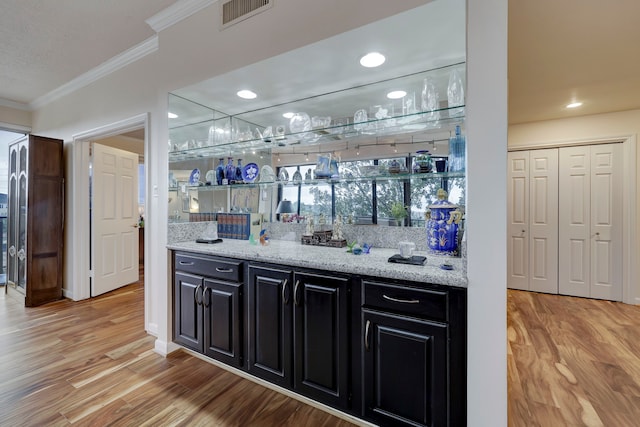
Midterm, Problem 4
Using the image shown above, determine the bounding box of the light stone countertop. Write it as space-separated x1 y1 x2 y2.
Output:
168 239 467 288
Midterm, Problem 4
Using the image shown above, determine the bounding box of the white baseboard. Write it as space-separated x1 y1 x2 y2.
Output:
154 339 181 356
147 322 159 335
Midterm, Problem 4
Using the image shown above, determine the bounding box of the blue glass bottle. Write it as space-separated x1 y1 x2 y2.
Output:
216 158 225 185
235 159 243 182
448 125 465 172
225 157 235 184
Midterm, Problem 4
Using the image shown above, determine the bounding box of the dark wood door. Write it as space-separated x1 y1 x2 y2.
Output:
247 266 293 387
6 135 63 307
293 272 350 410
174 272 204 352
363 309 448 427
203 278 242 367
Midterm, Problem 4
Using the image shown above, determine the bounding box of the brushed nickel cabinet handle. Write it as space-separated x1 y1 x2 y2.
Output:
281 279 289 305
383 294 420 304
294 280 301 306
215 267 233 273
203 287 210 308
179 261 195 266
365 320 371 352
194 284 203 306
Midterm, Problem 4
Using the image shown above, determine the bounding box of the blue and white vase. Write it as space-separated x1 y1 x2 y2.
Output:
426 188 462 255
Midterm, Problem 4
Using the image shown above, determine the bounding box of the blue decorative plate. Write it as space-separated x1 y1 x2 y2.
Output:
189 168 201 185
242 163 260 183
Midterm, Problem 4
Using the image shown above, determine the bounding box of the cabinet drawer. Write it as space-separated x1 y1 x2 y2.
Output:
175 252 243 283
363 281 448 322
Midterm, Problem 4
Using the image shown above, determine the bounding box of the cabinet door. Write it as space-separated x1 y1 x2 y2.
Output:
203 279 242 367
293 272 350 410
363 309 448 427
247 266 293 388
174 272 204 352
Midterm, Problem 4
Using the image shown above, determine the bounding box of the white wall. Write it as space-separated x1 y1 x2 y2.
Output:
29 0 509 424
509 109 640 304
467 0 508 425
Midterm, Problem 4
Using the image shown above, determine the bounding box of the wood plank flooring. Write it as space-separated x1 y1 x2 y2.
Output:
3 279 639 426
0 280 356 426
508 289 640 427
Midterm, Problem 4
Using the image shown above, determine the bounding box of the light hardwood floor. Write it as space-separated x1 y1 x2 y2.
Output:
3 279 639 426
508 289 640 427
0 279 355 426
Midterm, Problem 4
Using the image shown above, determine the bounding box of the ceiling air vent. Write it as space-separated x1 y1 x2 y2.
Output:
221 0 273 29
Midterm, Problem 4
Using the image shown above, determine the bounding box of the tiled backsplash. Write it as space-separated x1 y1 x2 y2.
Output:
168 221 467 258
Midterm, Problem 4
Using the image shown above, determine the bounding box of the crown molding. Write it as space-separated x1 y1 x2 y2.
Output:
0 98 30 111
0 121 31 133
146 0 218 33
30 36 159 110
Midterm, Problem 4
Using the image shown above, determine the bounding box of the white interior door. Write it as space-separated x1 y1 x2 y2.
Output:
508 149 558 292
559 146 592 297
507 151 529 290
528 149 558 294
590 144 622 300
559 144 622 300
92 143 139 296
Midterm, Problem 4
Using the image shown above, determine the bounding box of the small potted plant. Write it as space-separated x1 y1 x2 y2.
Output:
390 202 408 226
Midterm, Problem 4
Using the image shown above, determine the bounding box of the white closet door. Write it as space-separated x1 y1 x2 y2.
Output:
507 151 529 290
559 146 591 297
528 149 558 293
590 144 622 301
559 144 622 300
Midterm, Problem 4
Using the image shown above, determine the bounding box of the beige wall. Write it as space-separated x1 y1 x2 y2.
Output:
96 135 144 157
509 109 640 303
0 105 31 130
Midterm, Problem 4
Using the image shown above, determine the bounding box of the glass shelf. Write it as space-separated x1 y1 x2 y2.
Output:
170 171 465 192
168 62 466 163
168 108 464 162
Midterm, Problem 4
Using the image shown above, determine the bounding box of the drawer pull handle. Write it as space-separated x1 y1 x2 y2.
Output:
215 267 234 273
194 284 203 306
383 294 420 304
365 320 371 352
294 280 301 306
282 279 289 305
203 287 211 307
179 261 195 266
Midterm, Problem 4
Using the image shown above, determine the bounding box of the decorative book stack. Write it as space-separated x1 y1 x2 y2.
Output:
217 213 263 240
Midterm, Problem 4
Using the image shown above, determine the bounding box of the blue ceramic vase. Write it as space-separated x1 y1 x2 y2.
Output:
426 188 462 255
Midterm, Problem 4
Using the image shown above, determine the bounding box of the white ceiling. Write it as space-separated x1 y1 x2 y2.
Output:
508 0 640 124
0 0 176 106
1 0 639 125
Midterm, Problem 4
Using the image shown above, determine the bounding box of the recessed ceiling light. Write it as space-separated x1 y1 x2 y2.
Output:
237 89 257 99
360 52 386 68
566 102 583 109
282 112 295 119
168 112 178 118
387 90 407 99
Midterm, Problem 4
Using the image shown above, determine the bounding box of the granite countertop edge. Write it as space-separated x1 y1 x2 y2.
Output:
167 239 468 289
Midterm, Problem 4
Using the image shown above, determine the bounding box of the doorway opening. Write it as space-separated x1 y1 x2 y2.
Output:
90 131 145 297
71 114 150 329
